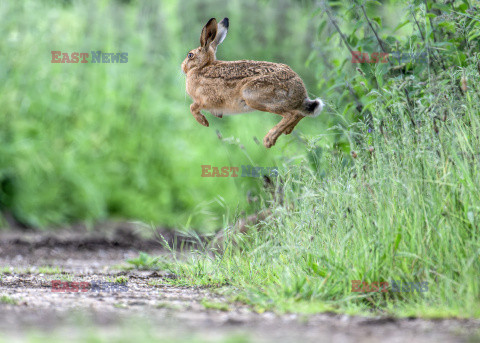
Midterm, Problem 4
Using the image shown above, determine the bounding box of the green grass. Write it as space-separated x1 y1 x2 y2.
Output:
37 266 63 275
157 57 480 318
113 276 128 284
51 274 75 282
0 295 18 305
126 252 163 270
0 266 64 275
0 267 13 275
201 298 230 311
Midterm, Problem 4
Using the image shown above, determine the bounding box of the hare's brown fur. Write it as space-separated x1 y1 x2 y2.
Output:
182 18 323 148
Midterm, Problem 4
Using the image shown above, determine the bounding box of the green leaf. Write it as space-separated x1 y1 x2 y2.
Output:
310 262 327 277
438 21 455 33
353 20 365 32
317 20 327 35
372 16 382 26
468 31 480 42
393 233 402 253
431 3 451 12
393 20 411 32
457 3 469 11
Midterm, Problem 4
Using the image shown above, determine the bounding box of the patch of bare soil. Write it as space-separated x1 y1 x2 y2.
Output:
0 226 479 343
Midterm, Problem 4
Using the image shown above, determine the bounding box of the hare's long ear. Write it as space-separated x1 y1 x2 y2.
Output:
212 17 229 49
200 18 217 49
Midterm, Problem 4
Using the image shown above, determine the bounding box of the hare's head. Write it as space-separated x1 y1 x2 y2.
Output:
182 17 229 74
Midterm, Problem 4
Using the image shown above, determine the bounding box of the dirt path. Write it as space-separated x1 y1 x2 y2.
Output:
0 227 479 343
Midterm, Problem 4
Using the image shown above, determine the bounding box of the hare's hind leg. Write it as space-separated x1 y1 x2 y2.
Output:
241 75 306 147
263 113 301 148
284 113 304 135
190 102 209 127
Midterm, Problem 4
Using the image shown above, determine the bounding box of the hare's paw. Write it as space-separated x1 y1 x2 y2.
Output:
263 134 275 148
194 114 210 127
190 103 209 127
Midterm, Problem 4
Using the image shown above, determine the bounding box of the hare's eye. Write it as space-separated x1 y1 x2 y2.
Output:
187 52 194 59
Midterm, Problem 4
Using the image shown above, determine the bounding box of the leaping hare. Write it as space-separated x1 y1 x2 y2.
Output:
182 17 324 148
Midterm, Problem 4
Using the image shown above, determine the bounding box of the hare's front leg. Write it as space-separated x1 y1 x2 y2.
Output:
190 102 209 127
263 113 302 148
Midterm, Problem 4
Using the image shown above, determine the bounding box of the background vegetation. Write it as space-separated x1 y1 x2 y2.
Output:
0 0 329 230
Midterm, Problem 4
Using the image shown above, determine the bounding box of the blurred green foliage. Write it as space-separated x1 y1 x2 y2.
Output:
0 0 328 230
0 0 478 233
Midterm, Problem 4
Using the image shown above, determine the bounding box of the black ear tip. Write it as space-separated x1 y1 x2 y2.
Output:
207 17 217 25
222 17 229 28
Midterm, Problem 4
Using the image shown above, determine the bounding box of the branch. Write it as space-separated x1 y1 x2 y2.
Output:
411 6 444 72
424 0 447 71
324 5 355 57
359 4 396 69
403 88 416 127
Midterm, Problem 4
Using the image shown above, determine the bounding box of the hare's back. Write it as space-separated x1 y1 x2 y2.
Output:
201 60 297 81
